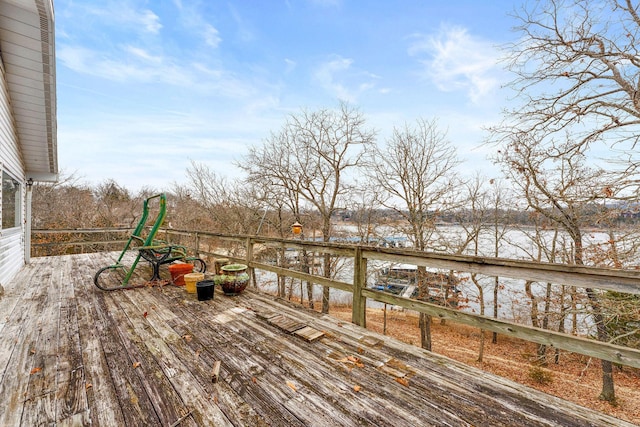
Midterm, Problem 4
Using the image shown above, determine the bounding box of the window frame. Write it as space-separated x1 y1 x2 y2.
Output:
1 170 23 231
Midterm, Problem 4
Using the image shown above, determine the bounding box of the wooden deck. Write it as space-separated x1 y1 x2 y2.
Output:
0 253 633 427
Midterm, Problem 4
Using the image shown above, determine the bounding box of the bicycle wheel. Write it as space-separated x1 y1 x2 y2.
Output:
94 264 130 291
190 258 207 274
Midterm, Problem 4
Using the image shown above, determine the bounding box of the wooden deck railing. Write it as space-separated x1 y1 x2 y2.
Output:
32 228 640 369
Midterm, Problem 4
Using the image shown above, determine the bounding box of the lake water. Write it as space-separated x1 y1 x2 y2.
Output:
254 224 617 332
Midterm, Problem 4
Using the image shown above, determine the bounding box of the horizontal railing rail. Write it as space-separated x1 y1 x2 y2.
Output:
32 227 640 369
31 228 135 256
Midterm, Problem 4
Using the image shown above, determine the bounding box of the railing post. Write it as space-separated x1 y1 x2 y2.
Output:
246 237 256 287
352 246 367 327
194 232 200 257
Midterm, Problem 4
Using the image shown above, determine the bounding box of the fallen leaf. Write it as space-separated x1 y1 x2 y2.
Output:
183 334 192 343
133 362 141 368
353 385 362 392
252 377 257 384
85 383 92 390
395 377 409 387
347 356 360 363
30 367 42 375
143 311 148 318
357 347 364 354
213 396 219 404
286 381 297 392
30 348 36 355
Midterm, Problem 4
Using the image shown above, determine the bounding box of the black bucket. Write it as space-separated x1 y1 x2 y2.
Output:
196 280 215 301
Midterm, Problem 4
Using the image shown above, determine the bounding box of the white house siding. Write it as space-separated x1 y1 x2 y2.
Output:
0 59 26 285
0 228 23 283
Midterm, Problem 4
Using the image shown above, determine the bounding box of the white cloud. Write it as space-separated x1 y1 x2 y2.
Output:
284 58 297 73
58 45 156 82
139 9 162 34
228 4 254 43
77 2 162 35
58 106 279 191
204 24 222 48
313 55 379 102
171 3 223 49
57 44 258 99
408 25 502 104
124 45 163 64
314 56 355 101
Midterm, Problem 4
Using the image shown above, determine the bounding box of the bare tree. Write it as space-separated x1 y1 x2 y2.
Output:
344 184 386 245
93 179 142 228
240 127 314 306
31 172 94 230
496 131 619 402
487 179 513 345
240 101 376 313
448 174 513 362
497 0 640 163
366 118 462 351
31 173 158 255
178 160 262 234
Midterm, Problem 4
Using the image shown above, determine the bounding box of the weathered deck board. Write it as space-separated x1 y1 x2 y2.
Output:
0 252 635 427
52 255 88 426
21 256 61 427
243 296 525 426
71 254 127 426
0 261 55 426
112 289 230 426
248 292 619 427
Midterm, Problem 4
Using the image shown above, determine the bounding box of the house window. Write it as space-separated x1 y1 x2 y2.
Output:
2 171 21 229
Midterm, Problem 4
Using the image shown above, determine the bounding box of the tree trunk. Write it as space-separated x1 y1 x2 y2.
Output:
570 287 578 335
586 287 616 403
556 285 567 365
492 276 499 344
525 280 547 364
472 274 486 362
474 280 484 362
537 282 553 365
306 281 314 309
278 275 284 298
574 232 616 403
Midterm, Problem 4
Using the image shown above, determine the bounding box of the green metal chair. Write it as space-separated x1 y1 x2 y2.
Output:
94 193 206 290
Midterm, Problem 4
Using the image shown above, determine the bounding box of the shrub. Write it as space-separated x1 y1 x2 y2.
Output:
528 366 553 385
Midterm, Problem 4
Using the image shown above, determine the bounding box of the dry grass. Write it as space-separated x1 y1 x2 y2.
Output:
323 304 640 425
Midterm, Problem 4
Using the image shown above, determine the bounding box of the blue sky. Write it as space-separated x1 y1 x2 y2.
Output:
55 0 520 192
